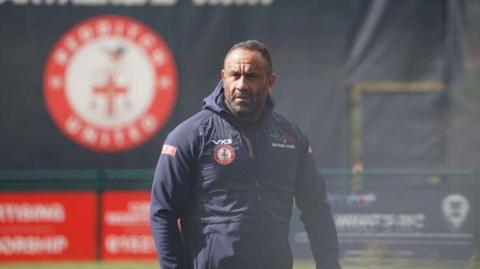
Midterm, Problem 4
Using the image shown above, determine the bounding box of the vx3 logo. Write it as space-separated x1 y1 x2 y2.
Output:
212 139 233 145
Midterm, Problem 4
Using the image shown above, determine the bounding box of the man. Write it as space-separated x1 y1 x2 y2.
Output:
150 40 341 269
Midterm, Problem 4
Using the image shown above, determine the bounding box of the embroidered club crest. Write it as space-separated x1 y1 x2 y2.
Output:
214 144 236 165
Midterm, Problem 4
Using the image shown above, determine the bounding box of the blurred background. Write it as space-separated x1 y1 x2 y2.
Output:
0 0 479 268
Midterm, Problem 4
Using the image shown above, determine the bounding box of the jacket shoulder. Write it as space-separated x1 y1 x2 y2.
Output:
270 111 310 149
271 112 304 136
164 110 214 145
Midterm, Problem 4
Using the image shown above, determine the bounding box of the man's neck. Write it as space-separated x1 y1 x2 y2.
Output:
228 107 265 123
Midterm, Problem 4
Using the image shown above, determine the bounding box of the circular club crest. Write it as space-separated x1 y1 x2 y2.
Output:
44 15 177 152
214 144 236 165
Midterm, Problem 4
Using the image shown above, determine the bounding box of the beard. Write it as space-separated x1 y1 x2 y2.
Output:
224 88 268 121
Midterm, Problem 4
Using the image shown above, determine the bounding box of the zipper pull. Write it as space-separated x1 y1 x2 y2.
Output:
245 137 254 159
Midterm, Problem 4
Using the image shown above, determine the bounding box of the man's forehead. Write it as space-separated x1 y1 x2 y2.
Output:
225 49 267 70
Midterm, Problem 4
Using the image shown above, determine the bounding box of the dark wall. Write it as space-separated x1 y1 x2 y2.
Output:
0 0 465 170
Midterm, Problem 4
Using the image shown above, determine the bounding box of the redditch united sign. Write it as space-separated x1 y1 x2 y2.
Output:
44 15 177 152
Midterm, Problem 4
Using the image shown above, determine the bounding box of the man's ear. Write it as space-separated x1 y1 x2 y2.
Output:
267 73 277 93
221 69 226 81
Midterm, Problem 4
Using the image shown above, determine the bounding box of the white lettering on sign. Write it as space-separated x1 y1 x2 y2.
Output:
334 213 425 231
104 201 150 226
0 235 68 255
0 203 65 223
105 235 155 254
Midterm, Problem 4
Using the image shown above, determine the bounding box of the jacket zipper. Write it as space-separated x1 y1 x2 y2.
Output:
246 134 261 201
248 132 264 268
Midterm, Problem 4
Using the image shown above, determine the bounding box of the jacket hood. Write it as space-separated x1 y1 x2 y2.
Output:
202 80 226 113
202 80 275 114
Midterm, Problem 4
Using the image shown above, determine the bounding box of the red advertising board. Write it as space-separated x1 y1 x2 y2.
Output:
0 192 97 261
101 191 156 260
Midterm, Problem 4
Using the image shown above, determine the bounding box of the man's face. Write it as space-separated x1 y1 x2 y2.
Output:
221 49 276 122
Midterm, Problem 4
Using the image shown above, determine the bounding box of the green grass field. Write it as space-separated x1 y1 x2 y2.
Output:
0 260 469 269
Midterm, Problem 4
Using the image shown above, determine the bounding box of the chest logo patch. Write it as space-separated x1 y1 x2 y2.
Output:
214 144 236 165
270 131 296 150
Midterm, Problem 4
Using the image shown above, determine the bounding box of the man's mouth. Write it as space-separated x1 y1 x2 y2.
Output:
234 94 253 101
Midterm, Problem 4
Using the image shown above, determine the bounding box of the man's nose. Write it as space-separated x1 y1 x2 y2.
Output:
236 76 249 90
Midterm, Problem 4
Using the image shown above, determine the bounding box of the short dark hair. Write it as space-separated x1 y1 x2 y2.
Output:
225 40 273 74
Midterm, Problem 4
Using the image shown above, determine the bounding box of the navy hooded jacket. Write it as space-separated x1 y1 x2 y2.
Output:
150 82 341 269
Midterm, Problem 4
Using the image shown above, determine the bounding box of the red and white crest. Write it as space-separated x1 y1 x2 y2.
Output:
213 144 236 165
43 15 177 152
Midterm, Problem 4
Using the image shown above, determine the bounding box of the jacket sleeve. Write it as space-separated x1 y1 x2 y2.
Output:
150 122 200 269
294 136 341 269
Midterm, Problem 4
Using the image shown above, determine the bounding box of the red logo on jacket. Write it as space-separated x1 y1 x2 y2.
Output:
214 144 236 165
